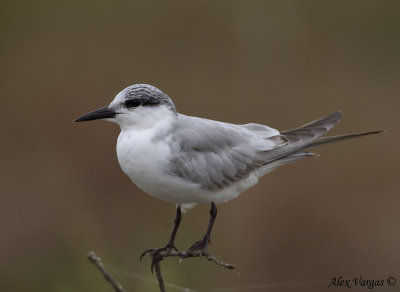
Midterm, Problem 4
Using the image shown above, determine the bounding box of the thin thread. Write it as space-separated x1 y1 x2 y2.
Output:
200 280 323 291
200 269 400 291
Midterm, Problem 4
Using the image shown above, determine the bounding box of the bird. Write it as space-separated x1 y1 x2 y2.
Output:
75 84 382 264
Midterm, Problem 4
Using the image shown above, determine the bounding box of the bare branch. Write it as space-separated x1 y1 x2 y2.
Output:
88 249 235 292
87 251 125 292
153 261 166 292
146 249 236 270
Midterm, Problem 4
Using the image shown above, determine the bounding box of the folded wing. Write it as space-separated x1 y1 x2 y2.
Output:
167 112 342 190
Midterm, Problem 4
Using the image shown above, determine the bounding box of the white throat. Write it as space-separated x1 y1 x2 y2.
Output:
115 105 177 132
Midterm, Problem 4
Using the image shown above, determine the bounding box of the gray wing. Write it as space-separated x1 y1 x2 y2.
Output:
166 115 286 190
167 111 342 190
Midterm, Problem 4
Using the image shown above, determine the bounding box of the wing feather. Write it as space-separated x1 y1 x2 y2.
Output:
167 112 342 190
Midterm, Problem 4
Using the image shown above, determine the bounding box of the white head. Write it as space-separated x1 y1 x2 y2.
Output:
75 84 177 131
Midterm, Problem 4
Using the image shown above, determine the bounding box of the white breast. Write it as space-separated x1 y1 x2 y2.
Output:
116 127 202 204
117 129 169 192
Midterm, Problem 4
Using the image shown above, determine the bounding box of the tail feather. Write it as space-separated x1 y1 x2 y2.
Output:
305 130 384 149
262 111 342 164
263 111 383 165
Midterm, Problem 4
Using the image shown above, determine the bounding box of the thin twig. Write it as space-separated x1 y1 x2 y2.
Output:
87 251 125 292
147 249 236 270
154 261 166 292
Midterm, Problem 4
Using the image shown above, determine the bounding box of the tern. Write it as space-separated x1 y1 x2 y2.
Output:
75 84 381 264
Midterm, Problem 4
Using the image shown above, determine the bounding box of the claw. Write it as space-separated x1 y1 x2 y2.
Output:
150 252 163 273
182 238 208 258
140 244 179 272
140 248 155 261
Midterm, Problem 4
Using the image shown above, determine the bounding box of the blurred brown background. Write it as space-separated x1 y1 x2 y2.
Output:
1 1 399 291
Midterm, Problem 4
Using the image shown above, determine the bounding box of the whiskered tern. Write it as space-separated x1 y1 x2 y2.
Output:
75 84 381 264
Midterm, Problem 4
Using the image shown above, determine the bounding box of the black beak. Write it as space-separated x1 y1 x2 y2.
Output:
74 106 117 122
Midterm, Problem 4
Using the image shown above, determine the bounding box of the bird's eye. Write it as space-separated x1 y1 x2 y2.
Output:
124 99 141 108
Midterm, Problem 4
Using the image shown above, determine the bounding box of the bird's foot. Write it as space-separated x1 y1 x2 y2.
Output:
182 237 210 259
140 243 178 272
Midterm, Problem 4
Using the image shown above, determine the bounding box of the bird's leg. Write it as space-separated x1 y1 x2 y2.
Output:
165 205 182 250
140 205 182 271
183 202 217 258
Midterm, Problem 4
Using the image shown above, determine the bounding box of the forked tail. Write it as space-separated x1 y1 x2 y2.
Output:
270 111 383 164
